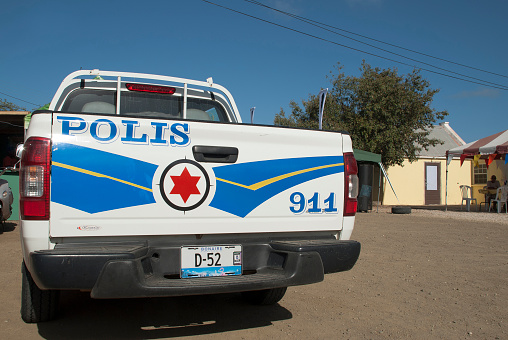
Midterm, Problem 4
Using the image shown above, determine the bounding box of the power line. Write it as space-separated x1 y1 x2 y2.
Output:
201 0 508 91
0 121 24 128
0 90 42 108
245 0 508 88
246 0 508 80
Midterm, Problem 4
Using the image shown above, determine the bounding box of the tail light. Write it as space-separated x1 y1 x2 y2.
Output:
20 137 51 220
344 152 358 216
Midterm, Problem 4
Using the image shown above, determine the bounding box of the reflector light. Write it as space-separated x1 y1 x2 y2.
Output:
23 166 44 197
343 152 358 216
126 83 176 94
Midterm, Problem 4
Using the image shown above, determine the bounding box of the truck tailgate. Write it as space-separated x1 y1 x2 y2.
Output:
50 113 346 237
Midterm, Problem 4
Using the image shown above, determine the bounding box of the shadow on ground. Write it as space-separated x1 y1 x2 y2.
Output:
37 291 292 339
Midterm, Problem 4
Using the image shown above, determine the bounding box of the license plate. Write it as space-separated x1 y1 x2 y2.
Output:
181 245 242 278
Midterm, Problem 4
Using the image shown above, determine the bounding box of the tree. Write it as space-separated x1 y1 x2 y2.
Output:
274 61 448 168
0 98 26 111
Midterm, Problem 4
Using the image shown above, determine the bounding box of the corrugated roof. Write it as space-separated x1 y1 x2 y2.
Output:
417 122 465 158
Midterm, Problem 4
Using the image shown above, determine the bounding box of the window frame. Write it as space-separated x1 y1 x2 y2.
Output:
473 163 487 185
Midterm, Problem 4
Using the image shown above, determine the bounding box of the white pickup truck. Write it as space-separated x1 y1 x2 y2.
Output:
19 70 361 323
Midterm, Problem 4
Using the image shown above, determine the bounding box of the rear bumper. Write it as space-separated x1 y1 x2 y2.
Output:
29 239 360 298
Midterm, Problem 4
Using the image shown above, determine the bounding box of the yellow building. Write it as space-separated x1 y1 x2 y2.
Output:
380 122 470 206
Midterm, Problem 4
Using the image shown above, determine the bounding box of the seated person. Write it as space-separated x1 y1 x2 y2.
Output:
487 175 500 189
486 175 501 208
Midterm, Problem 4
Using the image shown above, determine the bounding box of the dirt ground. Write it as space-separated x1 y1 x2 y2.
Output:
1 209 507 339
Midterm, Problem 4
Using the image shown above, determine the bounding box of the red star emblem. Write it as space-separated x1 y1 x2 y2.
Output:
170 167 201 203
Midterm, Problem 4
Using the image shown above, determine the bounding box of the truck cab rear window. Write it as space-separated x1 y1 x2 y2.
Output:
60 89 230 122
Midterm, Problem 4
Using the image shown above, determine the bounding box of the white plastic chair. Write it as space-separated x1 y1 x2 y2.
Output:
490 186 508 213
460 185 477 212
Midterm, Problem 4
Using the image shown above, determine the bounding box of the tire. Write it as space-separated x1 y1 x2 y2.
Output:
242 287 287 305
21 261 60 323
391 206 412 214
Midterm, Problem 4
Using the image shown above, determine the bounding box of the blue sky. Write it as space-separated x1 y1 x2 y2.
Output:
1 0 507 144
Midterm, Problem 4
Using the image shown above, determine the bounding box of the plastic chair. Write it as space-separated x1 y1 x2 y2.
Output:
460 185 477 212
490 186 508 213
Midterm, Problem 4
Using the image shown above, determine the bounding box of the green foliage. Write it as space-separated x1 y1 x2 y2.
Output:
274 61 448 168
0 98 26 111
37 103 50 111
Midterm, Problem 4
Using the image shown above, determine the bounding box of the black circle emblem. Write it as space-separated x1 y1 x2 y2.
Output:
159 159 210 211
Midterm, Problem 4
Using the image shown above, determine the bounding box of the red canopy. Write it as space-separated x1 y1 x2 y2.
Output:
447 130 508 166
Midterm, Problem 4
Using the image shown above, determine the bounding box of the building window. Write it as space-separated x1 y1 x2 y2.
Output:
473 164 487 184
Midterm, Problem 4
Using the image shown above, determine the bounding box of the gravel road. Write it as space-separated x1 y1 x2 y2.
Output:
1 208 507 339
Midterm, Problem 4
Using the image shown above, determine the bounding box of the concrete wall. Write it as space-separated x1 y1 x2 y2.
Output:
382 158 471 206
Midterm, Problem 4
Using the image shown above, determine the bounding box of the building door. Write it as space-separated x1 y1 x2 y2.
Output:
425 163 441 205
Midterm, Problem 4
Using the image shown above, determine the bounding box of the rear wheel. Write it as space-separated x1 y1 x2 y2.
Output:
242 287 287 305
21 261 60 323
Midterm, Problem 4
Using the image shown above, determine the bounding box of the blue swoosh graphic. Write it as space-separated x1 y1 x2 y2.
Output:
210 156 343 217
51 143 157 213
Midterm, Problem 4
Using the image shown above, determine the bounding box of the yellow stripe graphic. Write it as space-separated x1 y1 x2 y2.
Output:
52 162 153 192
216 163 343 191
